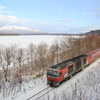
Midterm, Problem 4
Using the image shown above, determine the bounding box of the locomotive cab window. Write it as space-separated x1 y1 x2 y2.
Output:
83 59 86 65
47 70 60 77
68 65 73 74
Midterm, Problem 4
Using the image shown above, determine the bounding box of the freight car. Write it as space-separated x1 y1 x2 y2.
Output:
46 48 100 86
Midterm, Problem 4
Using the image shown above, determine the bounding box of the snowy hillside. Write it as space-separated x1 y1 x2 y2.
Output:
2 58 100 100
0 25 48 34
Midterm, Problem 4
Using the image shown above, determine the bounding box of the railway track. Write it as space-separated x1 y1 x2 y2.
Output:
27 86 54 100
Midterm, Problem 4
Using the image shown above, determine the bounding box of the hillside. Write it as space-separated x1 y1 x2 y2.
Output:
85 29 100 35
2 58 100 100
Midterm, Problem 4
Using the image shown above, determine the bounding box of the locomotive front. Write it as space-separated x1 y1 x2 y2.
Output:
46 68 61 86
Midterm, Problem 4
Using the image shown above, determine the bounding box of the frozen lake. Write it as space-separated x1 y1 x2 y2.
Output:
0 35 59 47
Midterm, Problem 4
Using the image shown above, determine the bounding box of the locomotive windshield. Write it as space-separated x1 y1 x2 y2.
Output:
47 70 60 77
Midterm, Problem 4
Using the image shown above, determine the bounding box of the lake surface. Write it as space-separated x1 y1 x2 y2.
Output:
0 35 60 47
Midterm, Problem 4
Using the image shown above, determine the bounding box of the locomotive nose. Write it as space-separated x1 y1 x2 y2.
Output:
47 80 53 86
47 80 60 87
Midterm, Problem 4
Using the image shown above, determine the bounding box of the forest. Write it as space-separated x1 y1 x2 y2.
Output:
0 34 100 99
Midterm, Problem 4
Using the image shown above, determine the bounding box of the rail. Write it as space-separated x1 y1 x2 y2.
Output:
27 86 54 100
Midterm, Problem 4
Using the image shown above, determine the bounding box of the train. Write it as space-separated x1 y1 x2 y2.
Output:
46 48 100 86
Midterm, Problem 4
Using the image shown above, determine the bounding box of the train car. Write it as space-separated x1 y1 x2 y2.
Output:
86 48 100 63
46 48 100 87
46 54 89 86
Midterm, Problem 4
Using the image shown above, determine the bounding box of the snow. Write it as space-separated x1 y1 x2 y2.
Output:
0 26 30 31
0 25 46 34
0 35 57 47
0 35 80 48
0 35 81 47
14 76 48 100
1 58 100 100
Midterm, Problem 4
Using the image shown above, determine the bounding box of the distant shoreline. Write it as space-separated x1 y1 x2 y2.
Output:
0 33 86 36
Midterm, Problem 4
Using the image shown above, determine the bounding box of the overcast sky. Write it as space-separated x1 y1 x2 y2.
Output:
0 0 100 34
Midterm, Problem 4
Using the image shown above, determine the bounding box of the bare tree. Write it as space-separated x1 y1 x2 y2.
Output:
60 35 73 60
52 37 60 63
16 48 24 83
4 46 12 66
47 36 62 66
0 45 4 66
10 44 19 68
26 42 37 75
36 42 48 75
2 46 13 82
48 44 56 65
47 46 55 67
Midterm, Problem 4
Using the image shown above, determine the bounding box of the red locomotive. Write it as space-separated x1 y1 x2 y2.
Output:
46 48 100 86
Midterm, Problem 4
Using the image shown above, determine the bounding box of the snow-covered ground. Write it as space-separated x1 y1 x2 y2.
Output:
2 58 100 100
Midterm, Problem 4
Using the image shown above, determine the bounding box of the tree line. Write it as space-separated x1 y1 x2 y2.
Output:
0 34 100 98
